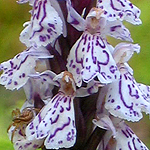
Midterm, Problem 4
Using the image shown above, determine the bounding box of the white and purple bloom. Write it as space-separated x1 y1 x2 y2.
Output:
97 0 142 25
66 0 133 87
19 0 66 48
0 46 52 90
25 71 99 149
2 0 150 149
93 115 149 150
99 43 150 121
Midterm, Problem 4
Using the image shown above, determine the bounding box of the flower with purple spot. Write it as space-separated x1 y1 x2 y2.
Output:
66 0 134 87
0 46 52 90
19 0 66 48
98 43 150 121
25 71 99 149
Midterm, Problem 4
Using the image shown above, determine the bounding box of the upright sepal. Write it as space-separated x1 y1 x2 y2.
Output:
66 0 86 31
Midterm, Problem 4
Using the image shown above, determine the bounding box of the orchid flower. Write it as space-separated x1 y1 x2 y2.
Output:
66 0 134 87
93 115 149 150
98 43 150 121
25 71 99 149
19 0 66 48
0 46 52 90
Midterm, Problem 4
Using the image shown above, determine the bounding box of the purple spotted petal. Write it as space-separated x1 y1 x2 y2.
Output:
67 32 120 87
20 0 63 48
8 126 43 150
97 0 142 25
115 122 149 150
105 70 150 122
0 47 51 90
103 20 133 42
23 70 59 103
66 0 86 31
29 70 59 86
50 0 67 37
26 92 76 149
23 77 54 104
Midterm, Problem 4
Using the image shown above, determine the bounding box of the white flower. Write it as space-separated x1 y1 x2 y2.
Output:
66 0 133 87
19 0 66 48
25 71 99 149
0 46 52 90
98 43 150 121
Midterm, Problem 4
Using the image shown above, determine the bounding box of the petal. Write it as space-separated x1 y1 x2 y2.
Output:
17 0 29 4
29 70 59 86
8 126 43 150
67 32 120 87
20 0 63 48
93 115 116 136
105 71 150 122
17 0 34 5
113 43 140 64
26 92 76 149
104 20 133 42
0 47 51 90
50 0 67 37
115 122 149 150
66 0 86 31
138 83 150 101
23 77 54 104
97 0 142 25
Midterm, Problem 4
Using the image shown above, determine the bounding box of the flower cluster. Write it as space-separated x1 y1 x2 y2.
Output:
1 0 150 149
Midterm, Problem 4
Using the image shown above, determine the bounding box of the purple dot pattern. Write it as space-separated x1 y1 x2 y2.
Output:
105 69 150 122
0 53 36 90
0 47 50 90
67 32 120 87
26 91 76 149
104 20 132 42
97 0 141 25
20 0 63 48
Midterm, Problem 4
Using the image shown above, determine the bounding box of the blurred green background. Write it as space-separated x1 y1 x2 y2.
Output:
0 0 150 149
